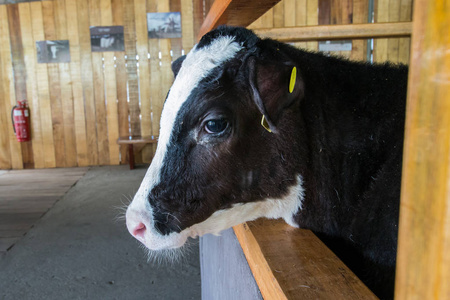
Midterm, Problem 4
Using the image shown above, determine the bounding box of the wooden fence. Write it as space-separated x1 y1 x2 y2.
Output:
0 0 412 169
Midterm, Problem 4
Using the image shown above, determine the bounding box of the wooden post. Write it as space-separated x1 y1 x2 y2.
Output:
395 0 450 299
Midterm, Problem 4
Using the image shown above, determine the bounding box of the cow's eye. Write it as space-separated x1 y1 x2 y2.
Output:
205 119 228 134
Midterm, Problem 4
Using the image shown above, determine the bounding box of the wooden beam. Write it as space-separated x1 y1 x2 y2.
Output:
197 0 281 40
253 22 412 42
395 0 450 299
234 219 377 299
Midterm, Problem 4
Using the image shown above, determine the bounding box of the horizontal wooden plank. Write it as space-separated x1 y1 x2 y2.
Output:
253 22 412 42
234 219 377 299
198 0 282 40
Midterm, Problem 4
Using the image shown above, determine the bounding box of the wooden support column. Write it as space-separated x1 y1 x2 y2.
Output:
395 0 450 299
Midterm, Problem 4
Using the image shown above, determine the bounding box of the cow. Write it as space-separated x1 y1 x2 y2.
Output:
125 26 408 299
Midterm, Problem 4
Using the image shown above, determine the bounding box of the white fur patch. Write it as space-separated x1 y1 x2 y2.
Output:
129 36 243 210
127 175 304 251
126 36 245 250
188 174 304 238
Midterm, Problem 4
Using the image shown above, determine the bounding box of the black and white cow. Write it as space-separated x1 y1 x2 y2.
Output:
126 26 407 299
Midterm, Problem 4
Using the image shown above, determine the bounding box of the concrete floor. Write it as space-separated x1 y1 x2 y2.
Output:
0 166 201 300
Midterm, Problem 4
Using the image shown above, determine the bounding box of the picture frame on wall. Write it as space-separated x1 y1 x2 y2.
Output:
147 12 182 39
36 40 71 63
90 26 125 52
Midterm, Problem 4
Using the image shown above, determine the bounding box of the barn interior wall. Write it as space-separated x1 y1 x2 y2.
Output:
248 0 412 63
0 0 412 170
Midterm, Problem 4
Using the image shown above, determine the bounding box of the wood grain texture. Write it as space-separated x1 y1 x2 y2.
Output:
295 0 309 50
8 4 34 169
234 219 378 299
156 0 174 164
373 0 389 62
53 0 77 167
284 0 295 27
30 2 56 168
112 0 130 165
134 0 152 163
198 0 282 39
0 0 414 170
92 50 110 165
338 0 352 58
395 0 450 299
181 0 195 53
387 0 401 62
66 0 90 167
124 0 141 139
101 0 120 165
170 0 183 58
350 0 369 61
7 4 27 109
43 1 66 168
90 0 110 165
253 22 412 42
3 5 24 170
146 0 162 160
318 0 331 25
0 6 12 169
234 222 288 300
398 0 412 64
79 0 99 166
19 3 45 169
305 0 318 51
1 0 208 169
273 1 284 28
192 0 204 46
261 8 274 28
125 0 144 164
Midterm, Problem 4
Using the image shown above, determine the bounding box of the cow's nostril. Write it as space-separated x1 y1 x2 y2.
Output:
133 222 146 239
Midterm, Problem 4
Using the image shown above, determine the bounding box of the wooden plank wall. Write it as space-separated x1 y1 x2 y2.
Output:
248 0 413 63
0 0 412 170
0 0 195 169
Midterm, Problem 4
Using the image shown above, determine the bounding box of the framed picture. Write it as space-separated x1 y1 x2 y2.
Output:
147 12 182 39
36 40 70 63
90 26 125 52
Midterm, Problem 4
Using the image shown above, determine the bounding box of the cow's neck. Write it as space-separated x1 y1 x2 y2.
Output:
285 49 407 238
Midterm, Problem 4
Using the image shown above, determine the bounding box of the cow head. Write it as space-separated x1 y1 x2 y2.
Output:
125 26 306 253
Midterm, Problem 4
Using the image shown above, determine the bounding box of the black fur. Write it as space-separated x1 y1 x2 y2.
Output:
148 26 407 299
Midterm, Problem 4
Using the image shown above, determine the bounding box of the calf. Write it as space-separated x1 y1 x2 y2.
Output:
126 26 408 299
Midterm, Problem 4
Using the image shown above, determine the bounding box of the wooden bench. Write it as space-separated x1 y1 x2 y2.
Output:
117 136 158 170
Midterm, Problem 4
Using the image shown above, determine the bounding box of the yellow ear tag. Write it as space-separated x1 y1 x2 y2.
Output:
289 66 297 93
261 115 272 133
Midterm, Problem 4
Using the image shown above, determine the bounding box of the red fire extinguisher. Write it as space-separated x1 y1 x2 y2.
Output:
11 100 31 142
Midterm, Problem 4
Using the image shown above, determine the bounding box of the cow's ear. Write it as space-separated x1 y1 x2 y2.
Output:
172 55 186 78
247 56 303 133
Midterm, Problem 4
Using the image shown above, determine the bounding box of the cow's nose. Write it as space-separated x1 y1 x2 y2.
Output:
126 210 148 243
132 222 146 239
